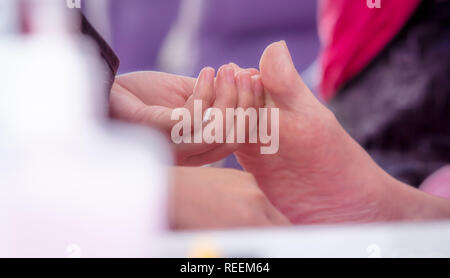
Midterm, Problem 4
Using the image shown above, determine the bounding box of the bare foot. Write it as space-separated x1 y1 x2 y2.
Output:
236 41 407 224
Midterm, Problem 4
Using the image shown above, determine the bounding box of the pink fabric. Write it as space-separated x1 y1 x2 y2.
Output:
318 0 421 101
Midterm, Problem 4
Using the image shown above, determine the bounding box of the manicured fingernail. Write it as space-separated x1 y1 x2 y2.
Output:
199 67 215 82
228 62 239 69
251 75 263 96
223 66 235 84
236 71 251 91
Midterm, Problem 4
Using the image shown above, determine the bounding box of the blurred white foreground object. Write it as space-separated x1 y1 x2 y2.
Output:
164 221 450 258
0 0 19 34
0 1 169 258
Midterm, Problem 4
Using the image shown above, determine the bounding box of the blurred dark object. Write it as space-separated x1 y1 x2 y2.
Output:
81 13 120 83
330 0 450 187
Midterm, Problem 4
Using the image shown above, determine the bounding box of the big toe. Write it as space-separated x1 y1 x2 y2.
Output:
259 41 315 112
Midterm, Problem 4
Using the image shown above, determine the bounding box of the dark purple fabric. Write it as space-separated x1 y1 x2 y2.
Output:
330 0 450 187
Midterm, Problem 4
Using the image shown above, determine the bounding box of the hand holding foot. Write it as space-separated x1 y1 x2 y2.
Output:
236 41 450 224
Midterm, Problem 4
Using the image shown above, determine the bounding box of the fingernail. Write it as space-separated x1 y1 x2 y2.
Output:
228 62 239 69
223 66 235 84
251 75 263 96
236 71 251 91
199 67 214 82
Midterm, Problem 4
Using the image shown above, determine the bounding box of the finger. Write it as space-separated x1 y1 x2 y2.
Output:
185 69 262 164
213 64 238 144
228 62 259 77
262 201 292 226
236 70 254 109
113 71 195 107
229 63 261 110
184 67 215 114
182 65 240 165
214 64 238 110
110 82 174 132
215 65 239 148
109 82 144 121
251 74 265 109
181 147 233 166
174 67 221 162
236 70 256 143
176 65 241 165
245 68 260 76
228 62 241 73
183 67 215 142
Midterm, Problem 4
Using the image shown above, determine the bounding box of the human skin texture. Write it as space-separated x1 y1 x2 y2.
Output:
110 65 262 166
234 41 450 224
420 166 450 199
169 167 290 230
109 41 450 225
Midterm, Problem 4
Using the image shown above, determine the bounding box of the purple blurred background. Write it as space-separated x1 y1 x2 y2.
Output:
109 0 181 73
107 0 319 75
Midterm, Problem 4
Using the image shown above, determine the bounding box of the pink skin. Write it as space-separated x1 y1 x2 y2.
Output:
110 64 263 165
110 41 450 225
235 41 450 224
169 167 290 230
420 166 450 199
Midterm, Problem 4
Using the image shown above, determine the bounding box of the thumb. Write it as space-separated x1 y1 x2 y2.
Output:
259 41 314 111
